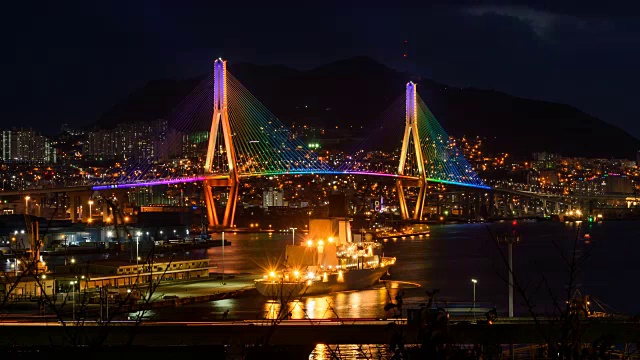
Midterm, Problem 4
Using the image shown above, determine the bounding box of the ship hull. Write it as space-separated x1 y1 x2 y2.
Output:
255 265 391 298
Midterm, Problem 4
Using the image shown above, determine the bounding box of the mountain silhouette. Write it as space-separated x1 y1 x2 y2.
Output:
97 56 639 159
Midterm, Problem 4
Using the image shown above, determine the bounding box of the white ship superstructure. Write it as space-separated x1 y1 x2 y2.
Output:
254 218 396 298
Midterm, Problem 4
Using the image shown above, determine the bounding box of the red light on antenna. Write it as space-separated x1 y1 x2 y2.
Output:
403 54 407 57
512 220 517 226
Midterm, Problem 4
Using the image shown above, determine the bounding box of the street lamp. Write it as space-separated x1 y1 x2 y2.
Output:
497 227 520 318
88 199 93 222
70 280 77 321
290 227 297 246
136 231 141 265
471 278 478 318
24 196 30 215
221 231 226 285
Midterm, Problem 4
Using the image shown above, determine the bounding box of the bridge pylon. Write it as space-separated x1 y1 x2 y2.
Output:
396 82 427 220
203 59 239 229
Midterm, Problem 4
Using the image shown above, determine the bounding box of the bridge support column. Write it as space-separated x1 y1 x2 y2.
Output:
114 189 129 222
203 59 239 229
396 82 426 221
102 201 111 222
203 178 238 229
69 195 78 222
80 193 91 222
489 192 496 218
396 180 409 220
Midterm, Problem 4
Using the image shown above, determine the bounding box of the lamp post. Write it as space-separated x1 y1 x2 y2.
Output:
290 227 297 246
471 278 478 318
70 280 77 321
136 231 141 265
24 196 30 215
497 225 520 318
88 199 93 222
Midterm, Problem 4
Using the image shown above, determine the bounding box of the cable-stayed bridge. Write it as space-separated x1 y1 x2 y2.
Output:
3 58 492 227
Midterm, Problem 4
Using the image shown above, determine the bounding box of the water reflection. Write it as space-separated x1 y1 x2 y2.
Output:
263 300 281 320
261 282 411 320
123 221 640 322
310 344 393 359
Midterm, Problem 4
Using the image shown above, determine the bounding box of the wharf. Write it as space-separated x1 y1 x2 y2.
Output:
36 240 231 256
1 274 259 319
138 273 257 309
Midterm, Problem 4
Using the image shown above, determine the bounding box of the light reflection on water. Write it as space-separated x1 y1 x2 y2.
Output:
75 221 640 359
310 344 393 359
132 221 640 323
261 282 408 320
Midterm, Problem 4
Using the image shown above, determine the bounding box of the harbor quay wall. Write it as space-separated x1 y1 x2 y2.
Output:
0 320 638 347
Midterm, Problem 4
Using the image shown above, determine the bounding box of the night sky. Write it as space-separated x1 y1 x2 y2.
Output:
3 1 640 139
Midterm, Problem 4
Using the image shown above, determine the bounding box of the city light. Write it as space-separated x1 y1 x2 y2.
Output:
2 30 640 358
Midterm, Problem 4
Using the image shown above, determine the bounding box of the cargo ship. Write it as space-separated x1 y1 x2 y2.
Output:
254 217 396 298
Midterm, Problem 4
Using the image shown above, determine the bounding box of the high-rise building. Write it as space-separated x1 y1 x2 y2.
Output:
263 188 284 208
0 129 52 163
83 120 184 161
84 129 117 160
182 131 209 158
602 175 634 195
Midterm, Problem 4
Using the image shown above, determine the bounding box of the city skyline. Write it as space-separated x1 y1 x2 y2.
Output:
2 3 640 358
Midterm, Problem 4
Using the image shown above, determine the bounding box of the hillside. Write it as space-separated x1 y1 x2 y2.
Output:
96 57 639 159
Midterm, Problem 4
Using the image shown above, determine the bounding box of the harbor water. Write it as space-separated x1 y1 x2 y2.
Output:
141 220 640 320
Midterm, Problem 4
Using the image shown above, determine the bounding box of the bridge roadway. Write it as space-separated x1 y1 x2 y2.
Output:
0 170 494 197
494 187 636 202
0 318 638 347
1 173 632 203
